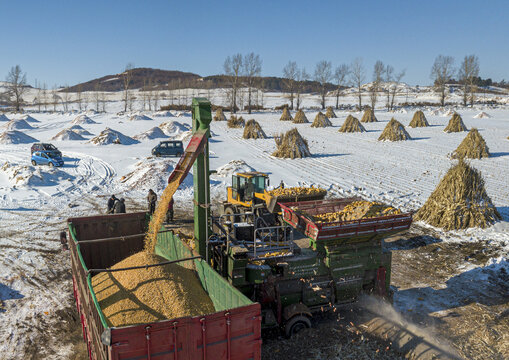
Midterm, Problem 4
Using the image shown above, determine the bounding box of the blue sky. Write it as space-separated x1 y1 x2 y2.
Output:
1 0 507 87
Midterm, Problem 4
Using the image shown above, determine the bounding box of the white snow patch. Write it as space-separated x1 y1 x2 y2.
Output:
2 119 35 130
0 130 38 144
88 128 139 145
133 127 168 140
71 114 97 125
474 111 491 119
215 160 256 178
129 114 152 121
51 129 86 141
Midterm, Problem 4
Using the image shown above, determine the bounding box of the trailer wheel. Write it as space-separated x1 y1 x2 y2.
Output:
284 315 311 338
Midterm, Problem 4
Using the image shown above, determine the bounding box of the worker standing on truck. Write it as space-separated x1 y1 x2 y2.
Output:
107 195 117 214
166 197 174 223
114 198 126 213
147 189 157 215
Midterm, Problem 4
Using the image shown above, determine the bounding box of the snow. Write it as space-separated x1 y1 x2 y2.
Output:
129 114 152 121
51 129 86 141
68 124 93 136
88 127 139 145
215 159 256 177
19 114 40 123
133 127 168 140
1 90 509 359
0 130 39 144
474 111 491 119
0 114 10 122
71 114 96 125
153 110 174 117
2 119 35 130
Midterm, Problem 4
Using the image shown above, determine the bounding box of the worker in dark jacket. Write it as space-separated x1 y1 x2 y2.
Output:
114 198 126 213
166 197 174 223
107 195 117 214
147 189 157 215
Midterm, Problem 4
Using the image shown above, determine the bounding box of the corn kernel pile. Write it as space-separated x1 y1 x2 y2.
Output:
314 201 401 223
92 251 215 327
268 186 326 197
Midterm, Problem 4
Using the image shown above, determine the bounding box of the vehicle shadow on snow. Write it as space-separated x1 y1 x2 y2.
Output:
0 283 24 312
394 259 509 314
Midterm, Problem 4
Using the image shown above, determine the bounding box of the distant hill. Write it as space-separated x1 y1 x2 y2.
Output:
63 68 201 92
63 67 337 93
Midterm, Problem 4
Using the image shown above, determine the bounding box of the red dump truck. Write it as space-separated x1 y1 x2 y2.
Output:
68 212 262 360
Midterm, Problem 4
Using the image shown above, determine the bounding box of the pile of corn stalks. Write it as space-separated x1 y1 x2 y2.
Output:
314 201 401 223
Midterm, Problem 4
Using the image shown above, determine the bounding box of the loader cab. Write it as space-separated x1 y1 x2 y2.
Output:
229 172 269 204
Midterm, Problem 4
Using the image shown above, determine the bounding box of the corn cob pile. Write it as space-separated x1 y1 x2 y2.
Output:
314 201 401 223
268 186 326 197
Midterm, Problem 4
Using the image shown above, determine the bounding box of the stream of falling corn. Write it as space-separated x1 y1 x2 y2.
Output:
144 172 184 253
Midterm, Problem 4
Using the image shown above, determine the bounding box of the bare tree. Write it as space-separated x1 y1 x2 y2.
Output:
430 55 455 106
122 63 134 112
243 53 262 114
350 58 365 110
93 83 102 111
100 91 107 112
296 67 309 110
314 60 332 110
154 90 160 111
224 54 243 113
389 69 405 110
51 86 58 112
62 86 71 112
42 83 48 111
283 61 298 109
334 64 349 109
76 85 83 111
458 55 480 107
35 79 43 112
370 60 385 110
384 65 394 110
6 65 28 111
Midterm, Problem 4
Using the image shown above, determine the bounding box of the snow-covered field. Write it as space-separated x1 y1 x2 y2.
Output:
0 91 508 359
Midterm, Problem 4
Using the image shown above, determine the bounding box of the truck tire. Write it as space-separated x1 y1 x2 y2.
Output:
284 315 311 338
31 160 36 166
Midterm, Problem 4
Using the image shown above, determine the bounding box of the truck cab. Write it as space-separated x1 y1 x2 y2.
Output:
227 172 269 206
151 140 184 157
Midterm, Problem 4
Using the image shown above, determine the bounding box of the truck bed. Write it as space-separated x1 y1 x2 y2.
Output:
68 212 261 360
279 198 413 244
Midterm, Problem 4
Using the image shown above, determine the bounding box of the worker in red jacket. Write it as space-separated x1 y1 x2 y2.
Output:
166 197 174 223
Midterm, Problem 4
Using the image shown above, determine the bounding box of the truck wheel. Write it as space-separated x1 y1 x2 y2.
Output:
31 160 36 166
284 315 311 338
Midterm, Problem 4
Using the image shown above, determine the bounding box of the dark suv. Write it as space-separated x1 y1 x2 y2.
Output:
31 143 62 157
152 141 184 157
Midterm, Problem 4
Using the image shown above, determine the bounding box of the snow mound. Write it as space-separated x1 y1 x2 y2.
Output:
442 109 456 117
0 161 71 187
68 125 93 136
215 160 256 178
20 114 40 123
72 114 97 125
120 157 192 191
429 109 440 116
153 110 174 117
51 129 86 141
0 130 39 144
86 109 99 115
159 121 191 135
88 128 139 145
129 114 152 121
0 114 10 122
474 111 491 119
3 119 34 130
133 127 168 140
